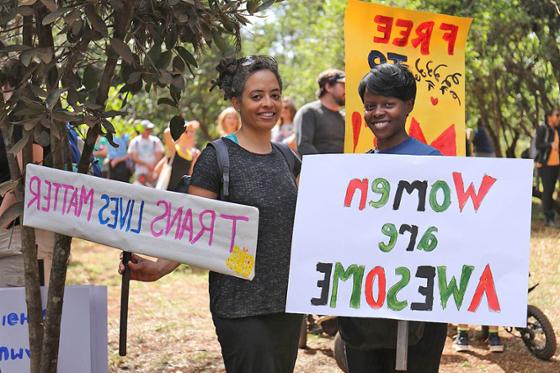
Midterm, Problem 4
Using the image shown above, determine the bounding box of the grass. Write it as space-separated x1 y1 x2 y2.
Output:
64 202 560 372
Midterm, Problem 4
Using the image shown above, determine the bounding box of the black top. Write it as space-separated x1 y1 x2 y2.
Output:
189 138 301 318
167 153 193 192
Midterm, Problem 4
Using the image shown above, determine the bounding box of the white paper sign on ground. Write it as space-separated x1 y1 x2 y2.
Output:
23 164 259 280
286 154 533 327
0 286 107 373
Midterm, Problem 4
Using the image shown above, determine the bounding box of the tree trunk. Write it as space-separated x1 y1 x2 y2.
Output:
21 140 44 373
39 119 73 373
18 12 46 373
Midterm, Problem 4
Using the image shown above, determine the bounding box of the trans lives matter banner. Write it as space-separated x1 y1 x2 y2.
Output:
286 155 533 327
23 164 259 280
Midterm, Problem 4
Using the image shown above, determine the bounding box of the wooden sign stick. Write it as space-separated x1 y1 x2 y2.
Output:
119 251 131 356
395 320 409 371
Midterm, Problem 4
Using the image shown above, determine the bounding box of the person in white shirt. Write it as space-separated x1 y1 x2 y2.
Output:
128 120 164 186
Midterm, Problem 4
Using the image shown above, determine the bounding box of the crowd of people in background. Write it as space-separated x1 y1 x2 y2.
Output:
86 67 347 193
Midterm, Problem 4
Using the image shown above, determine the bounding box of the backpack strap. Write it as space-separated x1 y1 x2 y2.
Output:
207 138 230 200
272 142 298 176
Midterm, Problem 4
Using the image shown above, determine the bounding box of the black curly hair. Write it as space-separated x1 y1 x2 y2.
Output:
358 63 416 103
212 55 282 100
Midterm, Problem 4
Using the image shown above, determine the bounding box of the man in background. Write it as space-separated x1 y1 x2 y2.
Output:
128 120 164 187
295 69 346 155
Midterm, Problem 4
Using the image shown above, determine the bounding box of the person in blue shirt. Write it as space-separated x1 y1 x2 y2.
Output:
338 63 445 373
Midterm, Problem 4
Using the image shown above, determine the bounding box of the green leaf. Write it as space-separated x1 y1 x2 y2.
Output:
172 76 185 91
127 71 142 84
8 131 30 155
101 119 116 135
256 0 277 13
20 0 38 5
34 128 50 147
157 50 173 69
46 88 67 110
85 7 107 36
212 32 228 54
20 96 44 111
175 46 198 68
102 110 127 118
172 56 185 73
0 202 23 229
52 110 79 123
40 0 58 12
17 6 35 17
42 7 70 25
158 70 174 85
23 117 41 131
83 66 99 91
20 50 33 67
145 43 162 69
0 179 20 198
157 97 177 107
247 0 259 14
110 38 134 65
36 47 53 64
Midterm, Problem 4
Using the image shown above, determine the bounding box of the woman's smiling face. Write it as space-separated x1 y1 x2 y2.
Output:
232 69 282 132
363 89 414 150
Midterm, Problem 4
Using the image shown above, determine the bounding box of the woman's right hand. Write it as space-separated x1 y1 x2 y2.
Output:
119 253 162 282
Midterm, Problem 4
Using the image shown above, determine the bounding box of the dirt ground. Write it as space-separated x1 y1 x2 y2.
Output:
66 224 560 373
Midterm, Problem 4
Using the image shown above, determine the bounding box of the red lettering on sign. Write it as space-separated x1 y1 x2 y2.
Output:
411 21 435 55
440 23 459 55
392 19 413 47
373 15 393 44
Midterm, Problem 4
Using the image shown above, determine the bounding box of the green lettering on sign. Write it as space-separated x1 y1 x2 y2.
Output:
330 262 365 309
438 265 474 310
387 266 410 311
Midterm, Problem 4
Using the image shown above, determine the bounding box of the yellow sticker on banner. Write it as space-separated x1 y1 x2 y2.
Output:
344 0 472 155
226 245 255 279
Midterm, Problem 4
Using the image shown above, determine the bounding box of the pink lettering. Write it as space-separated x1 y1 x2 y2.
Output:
60 183 74 214
191 209 216 246
220 214 249 252
41 180 51 212
177 208 193 241
150 200 170 237
27 176 41 210
67 188 79 215
52 182 62 211
79 186 95 221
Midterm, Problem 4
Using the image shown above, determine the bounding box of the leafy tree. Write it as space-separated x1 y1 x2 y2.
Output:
0 1 278 372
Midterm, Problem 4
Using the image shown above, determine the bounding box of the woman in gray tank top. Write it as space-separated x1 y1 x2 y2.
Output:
119 55 303 373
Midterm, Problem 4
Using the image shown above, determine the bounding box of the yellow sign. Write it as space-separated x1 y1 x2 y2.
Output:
344 0 472 155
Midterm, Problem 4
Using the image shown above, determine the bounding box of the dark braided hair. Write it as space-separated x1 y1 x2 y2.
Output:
212 55 282 100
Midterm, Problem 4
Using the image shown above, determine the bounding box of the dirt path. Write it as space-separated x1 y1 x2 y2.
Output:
66 227 560 372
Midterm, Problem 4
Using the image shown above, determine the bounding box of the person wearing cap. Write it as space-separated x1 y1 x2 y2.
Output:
128 120 164 186
294 69 346 155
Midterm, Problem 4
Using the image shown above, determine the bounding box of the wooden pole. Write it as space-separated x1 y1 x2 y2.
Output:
119 251 131 356
395 320 408 371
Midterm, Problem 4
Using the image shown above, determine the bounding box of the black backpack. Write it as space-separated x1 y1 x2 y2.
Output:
173 138 297 199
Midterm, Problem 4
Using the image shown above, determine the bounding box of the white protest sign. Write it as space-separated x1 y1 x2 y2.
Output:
286 154 533 327
23 164 259 280
0 286 107 373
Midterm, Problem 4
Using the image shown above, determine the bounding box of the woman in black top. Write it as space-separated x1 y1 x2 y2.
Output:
120 56 302 373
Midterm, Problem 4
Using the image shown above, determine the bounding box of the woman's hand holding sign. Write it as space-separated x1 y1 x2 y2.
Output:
118 253 179 282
